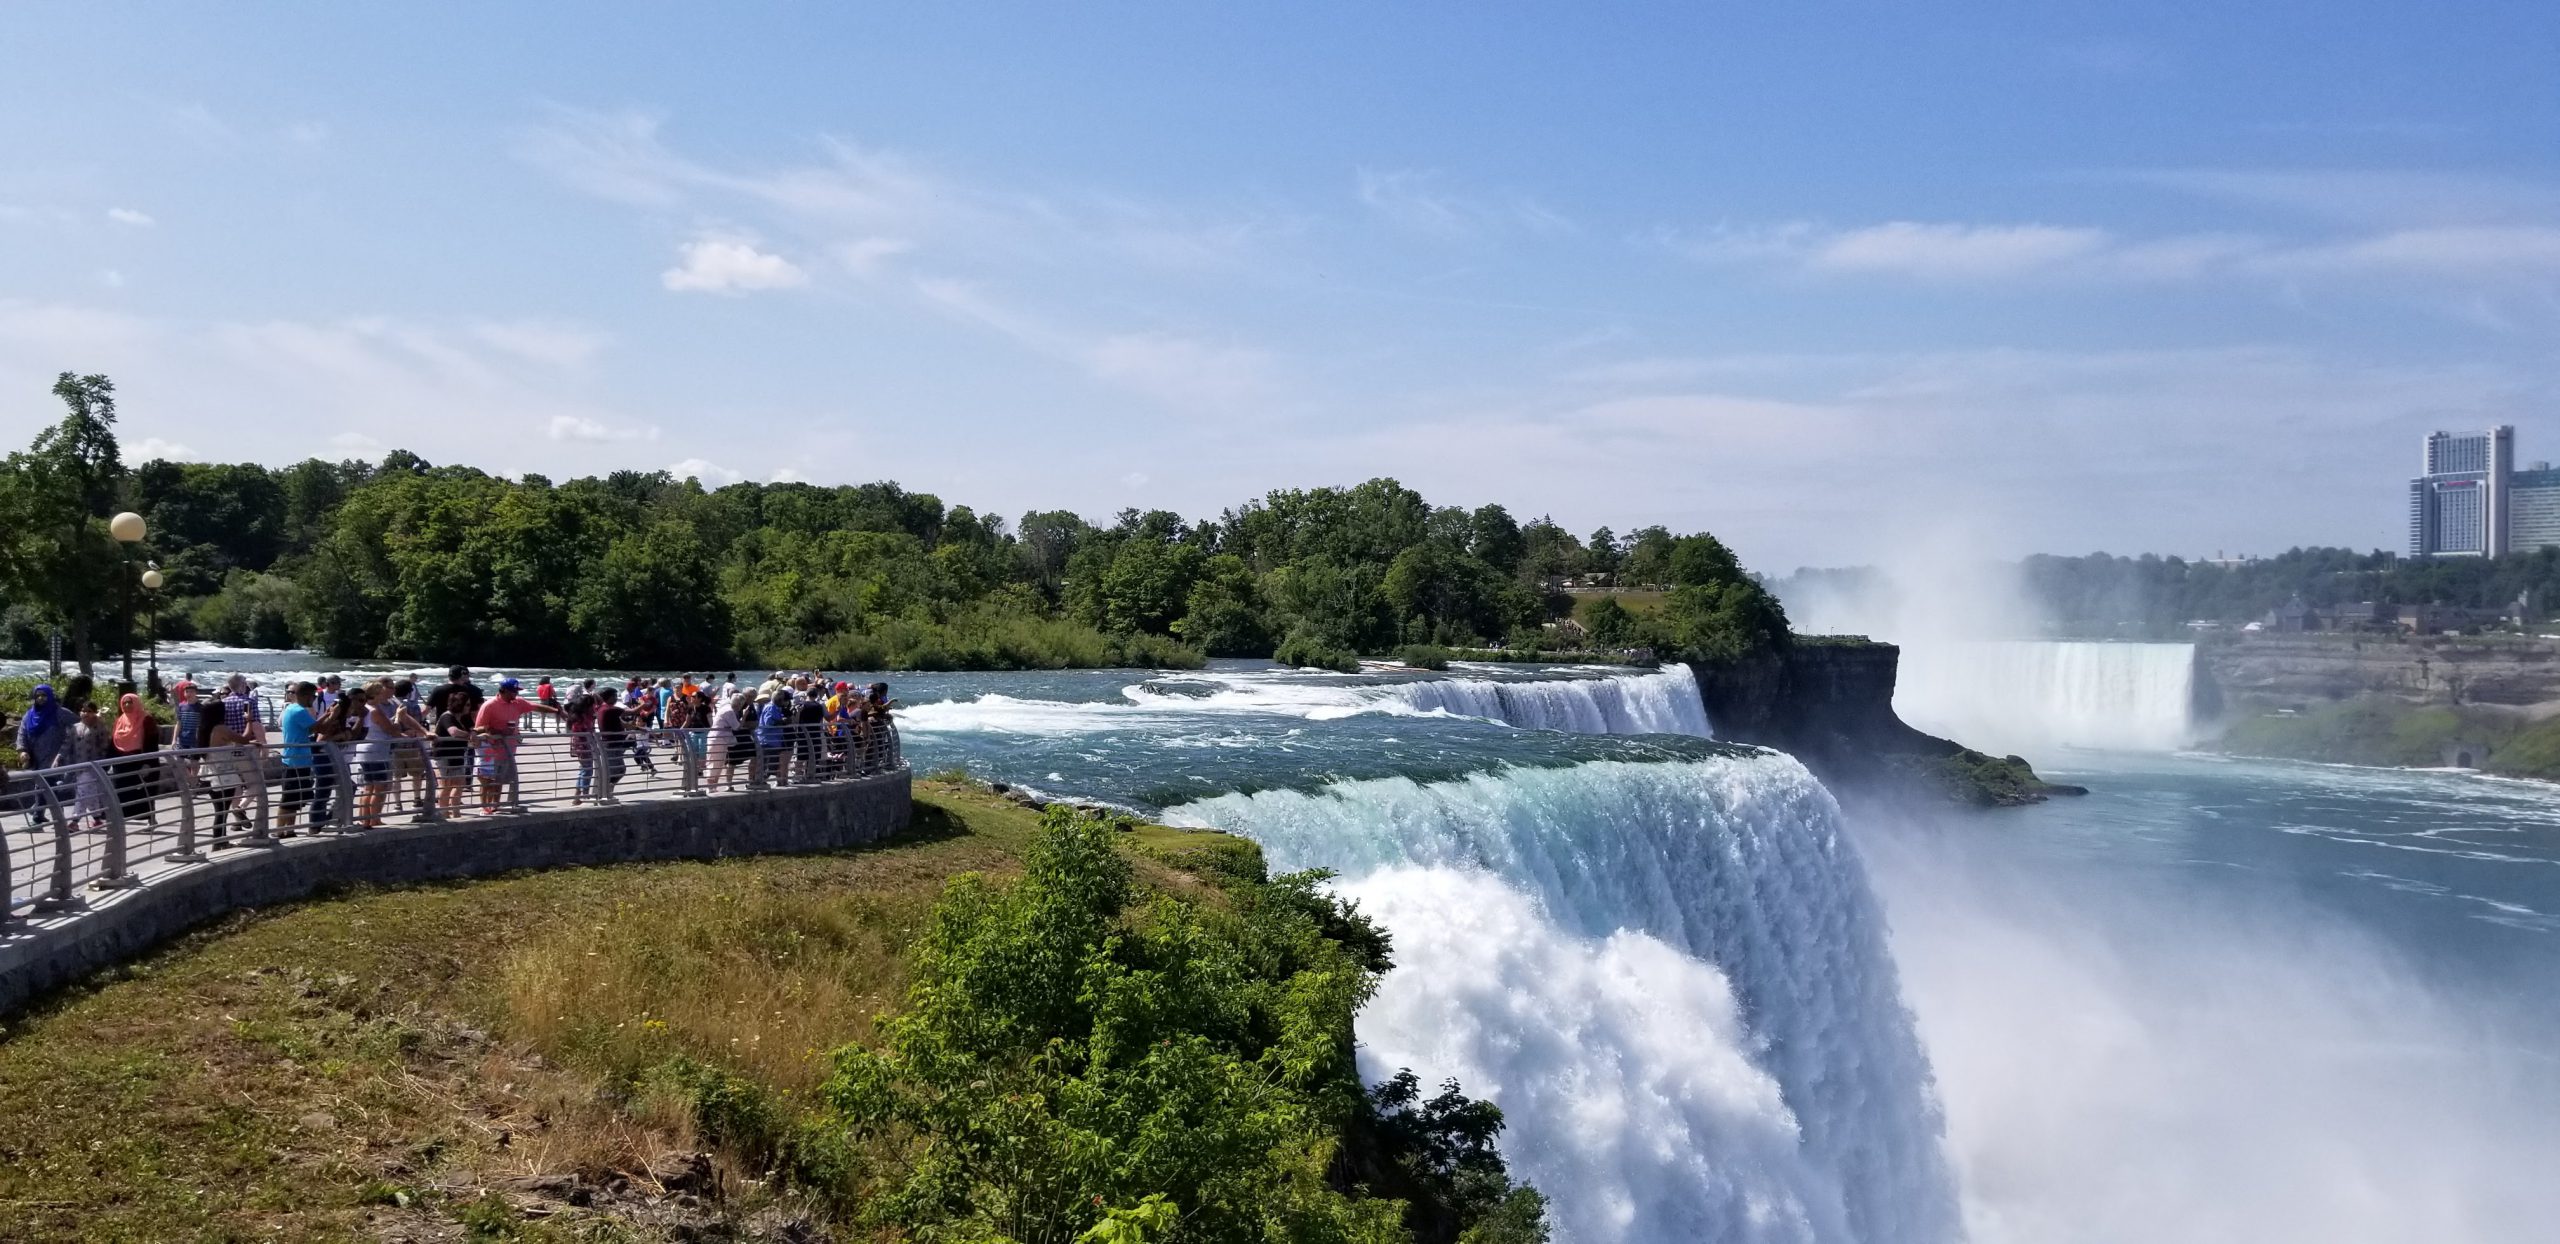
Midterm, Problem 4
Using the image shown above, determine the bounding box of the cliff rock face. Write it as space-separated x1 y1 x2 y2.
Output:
2200 634 2560 719
1689 643 2074 807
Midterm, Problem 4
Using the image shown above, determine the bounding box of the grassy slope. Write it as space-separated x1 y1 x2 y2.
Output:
0 782 1249 1242
2213 700 2521 769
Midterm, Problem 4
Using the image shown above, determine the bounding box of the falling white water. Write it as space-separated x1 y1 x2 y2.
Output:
901 665 1713 738
1895 640 2196 755
1389 664 1712 736
1169 757 1958 1244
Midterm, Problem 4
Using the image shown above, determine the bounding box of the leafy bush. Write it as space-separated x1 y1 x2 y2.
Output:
1392 645 1453 671
818 807 1546 1242
1276 627 1361 674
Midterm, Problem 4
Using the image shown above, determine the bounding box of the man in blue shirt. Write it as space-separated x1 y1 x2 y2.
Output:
277 681 322 833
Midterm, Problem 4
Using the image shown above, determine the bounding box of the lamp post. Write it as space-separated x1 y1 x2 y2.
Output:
110 511 145 685
141 561 164 698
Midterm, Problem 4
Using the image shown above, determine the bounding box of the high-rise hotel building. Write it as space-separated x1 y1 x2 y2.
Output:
2409 425 2560 557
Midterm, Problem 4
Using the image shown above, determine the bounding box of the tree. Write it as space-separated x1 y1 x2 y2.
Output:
572 521 731 666
1586 526 1619 577
1467 505 1525 574
0 373 131 673
1176 554 1273 656
1580 594 1637 647
1667 533 1742 588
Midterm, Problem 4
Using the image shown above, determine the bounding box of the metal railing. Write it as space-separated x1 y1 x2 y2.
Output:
0 720 903 922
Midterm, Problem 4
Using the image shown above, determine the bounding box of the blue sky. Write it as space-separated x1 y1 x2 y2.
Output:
3 3 2557 570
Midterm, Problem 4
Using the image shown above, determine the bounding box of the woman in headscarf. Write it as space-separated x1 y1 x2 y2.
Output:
13 684 72 830
107 692 160 824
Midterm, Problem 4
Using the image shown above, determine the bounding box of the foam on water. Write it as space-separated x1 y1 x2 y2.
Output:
899 664 1713 738
1169 757 1959 1244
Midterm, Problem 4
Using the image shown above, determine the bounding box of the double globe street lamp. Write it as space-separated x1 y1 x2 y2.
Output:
110 510 146 685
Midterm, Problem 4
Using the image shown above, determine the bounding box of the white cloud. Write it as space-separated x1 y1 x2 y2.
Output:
1811 222 2115 279
98 269 126 289
105 207 154 227
769 467 807 483
129 436 196 461
661 234 809 294
546 414 660 443
667 457 744 486
329 431 384 455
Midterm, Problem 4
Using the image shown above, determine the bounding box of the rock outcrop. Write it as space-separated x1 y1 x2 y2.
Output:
1689 641 2082 807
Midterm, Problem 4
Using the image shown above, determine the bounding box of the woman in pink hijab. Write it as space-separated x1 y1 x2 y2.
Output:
107 692 160 824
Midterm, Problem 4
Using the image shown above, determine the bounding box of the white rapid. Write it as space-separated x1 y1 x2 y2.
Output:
1894 640 2197 755
1169 757 1959 1244
1386 664 1713 736
901 665 1714 738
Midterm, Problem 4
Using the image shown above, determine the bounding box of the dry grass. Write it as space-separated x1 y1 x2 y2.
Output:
0 781 1255 1241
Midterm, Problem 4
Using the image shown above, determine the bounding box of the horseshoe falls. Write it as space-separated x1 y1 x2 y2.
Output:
1894 640 2198 756
1170 757 1957 1244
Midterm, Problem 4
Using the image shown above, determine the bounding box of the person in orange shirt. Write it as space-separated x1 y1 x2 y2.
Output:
473 676 565 814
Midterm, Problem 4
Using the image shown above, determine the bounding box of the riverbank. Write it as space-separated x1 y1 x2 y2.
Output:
0 781 1540 1241
2211 697 2560 782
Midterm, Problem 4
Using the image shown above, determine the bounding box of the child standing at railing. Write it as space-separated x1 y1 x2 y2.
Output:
68 701 107 829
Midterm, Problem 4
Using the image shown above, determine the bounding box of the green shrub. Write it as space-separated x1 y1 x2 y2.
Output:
817 807 1546 1241
1276 627 1360 674
1393 644 1454 671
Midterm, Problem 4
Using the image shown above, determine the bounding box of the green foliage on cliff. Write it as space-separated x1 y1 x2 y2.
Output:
821 805 1548 1241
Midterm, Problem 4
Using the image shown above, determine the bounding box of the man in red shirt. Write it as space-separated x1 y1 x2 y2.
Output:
474 676 565 813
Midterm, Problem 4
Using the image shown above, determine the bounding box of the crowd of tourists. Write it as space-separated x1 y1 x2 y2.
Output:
3 667 898 847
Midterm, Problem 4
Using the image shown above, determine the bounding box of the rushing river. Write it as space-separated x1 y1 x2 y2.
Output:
14 647 2556 1242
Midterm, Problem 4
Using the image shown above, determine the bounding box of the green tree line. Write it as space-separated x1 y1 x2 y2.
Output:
2 373 1789 672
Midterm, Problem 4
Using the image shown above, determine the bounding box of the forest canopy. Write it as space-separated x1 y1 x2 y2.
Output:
1 373 1790 672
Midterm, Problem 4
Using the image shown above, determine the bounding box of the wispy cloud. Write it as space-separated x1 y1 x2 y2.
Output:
1658 214 2560 288
104 207 154 227
914 276 1273 414
469 319 610 368
129 436 196 461
1356 168 1574 241
661 233 808 294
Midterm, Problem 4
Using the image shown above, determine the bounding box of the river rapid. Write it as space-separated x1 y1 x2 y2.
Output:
16 646 2555 1242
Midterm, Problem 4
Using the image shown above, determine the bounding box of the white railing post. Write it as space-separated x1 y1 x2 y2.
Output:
92 760 139 890
242 744 278 847
36 789 77 912
168 751 206 862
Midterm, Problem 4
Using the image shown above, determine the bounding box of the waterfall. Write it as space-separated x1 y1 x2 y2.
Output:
1388 664 1713 736
1105 664 1714 737
1168 757 1958 1244
1894 640 2197 754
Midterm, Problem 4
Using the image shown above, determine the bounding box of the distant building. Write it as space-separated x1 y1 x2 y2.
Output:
2510 463 2560 552
2410 426 2512 557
